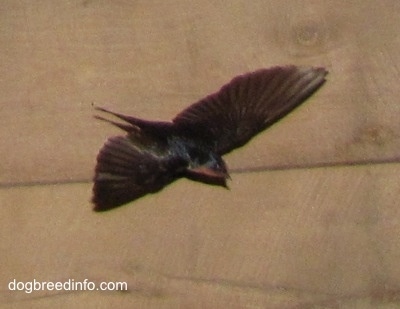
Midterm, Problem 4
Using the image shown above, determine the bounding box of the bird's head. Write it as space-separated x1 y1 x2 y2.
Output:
186 153 230 188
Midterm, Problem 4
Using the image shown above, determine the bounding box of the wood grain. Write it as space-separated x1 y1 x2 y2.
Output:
1 0 399 184
1 1 400 308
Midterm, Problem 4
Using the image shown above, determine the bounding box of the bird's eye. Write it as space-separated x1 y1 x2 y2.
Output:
215 163 224 171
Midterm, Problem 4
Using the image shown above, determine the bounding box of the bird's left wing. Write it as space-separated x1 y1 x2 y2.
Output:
92 111 185 211
93 135 186 211
173 66 328 155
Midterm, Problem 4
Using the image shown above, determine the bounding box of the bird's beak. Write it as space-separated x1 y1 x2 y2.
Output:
185 166 230 188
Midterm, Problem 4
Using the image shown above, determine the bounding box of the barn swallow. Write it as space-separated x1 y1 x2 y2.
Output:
92 65 328 211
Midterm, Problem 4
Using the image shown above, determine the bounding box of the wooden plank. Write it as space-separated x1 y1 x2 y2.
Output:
1 1 400 184
1 163 400 307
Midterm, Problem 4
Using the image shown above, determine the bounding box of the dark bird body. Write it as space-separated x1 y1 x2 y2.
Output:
93 65 328 211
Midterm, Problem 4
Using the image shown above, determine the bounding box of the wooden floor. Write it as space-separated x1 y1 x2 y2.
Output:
1 1 400 308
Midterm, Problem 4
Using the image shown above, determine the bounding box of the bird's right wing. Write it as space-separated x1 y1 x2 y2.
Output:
173 66 328 155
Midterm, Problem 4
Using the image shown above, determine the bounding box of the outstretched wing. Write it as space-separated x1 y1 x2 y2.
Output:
173 66 328 155
92 134 185 211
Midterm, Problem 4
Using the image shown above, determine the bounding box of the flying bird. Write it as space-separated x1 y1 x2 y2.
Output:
92 65 328 211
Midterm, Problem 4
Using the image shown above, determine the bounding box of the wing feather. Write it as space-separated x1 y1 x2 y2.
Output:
173 65 327 155
92 135 185 211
